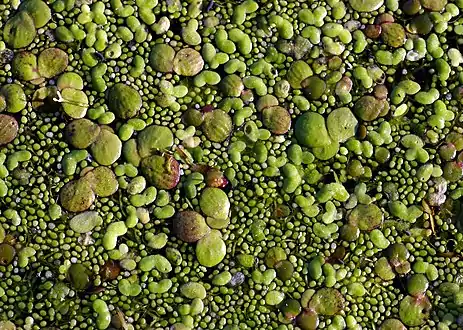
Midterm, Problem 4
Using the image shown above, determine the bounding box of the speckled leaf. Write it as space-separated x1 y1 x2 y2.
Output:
399 295 431 326
107 83 142 119
354 96 388 121
60 179 95 212
140 154 180 189
0 115 18 145
348 204 383 231
262 106 291 135
65 119 101 149
83 166 119 197
38 48 69 78
173 48 204 76
12 51 40 81
309 288 345 316
202 109 233 142
381 23 406 48
173 211 210 243
3 12 36 49
327 107 358 143
0 321 17 330
220 75 244 97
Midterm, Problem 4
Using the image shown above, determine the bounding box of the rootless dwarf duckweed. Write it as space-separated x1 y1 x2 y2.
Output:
1 0 463 329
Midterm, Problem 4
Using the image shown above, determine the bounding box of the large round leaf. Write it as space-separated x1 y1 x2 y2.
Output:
196 230 226 267
90 129 122 165
199 188 230 220
295 112 331 148
348 204 383 231
3 12 36 49
309 288 345 316
137 125 173 158
327 107 358 143
107 83 142 119
399 295 431 326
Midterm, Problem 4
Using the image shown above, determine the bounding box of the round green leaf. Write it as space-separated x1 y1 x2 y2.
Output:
327 107 358 143
137 125 174 158
83 166 119 197
312 139 339 160
38 48 68 78
1 84 27 113
379 319 407 330
65 119 101 149
309 288 345 316
107 83 142 119
19 0 51 28
3 12 36 49
286 60 312 89
349 0 384 12
295 112 331 148
420 0 447 12
0 243 16 266
31 86 59 112
140 154 180 189
149 44 176 72
61 88 89 119
57 72 84 90
196 230 226 267
296 309 319 330
60 179 95 212
399 295 431 326
199 187 230 220
90 129 122 165
69 211 103 233
68 263 91 290
407 274 429 297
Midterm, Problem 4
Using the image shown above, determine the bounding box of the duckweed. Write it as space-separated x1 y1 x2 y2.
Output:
1 0 463 329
